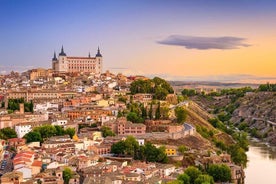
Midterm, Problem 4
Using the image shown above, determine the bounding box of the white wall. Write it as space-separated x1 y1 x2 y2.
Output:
15 125 32 138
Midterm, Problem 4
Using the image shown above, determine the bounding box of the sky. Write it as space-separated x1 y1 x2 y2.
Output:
0 0 276 82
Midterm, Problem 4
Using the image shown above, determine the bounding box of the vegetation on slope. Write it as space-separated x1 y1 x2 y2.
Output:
130 77 174 100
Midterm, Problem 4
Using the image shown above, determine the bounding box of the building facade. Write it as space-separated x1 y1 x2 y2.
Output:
7 90 76 102
52 46 103 74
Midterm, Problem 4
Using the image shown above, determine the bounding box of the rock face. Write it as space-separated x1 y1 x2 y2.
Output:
232 92 276 122
231 92 276 145
192 91 276 145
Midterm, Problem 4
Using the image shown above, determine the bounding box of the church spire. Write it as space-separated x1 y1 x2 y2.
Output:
59 45 66 56
88 52 91 58
95 46 102 57
52 51 57 61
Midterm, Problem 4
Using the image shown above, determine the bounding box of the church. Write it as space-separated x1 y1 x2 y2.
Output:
52 46 103 74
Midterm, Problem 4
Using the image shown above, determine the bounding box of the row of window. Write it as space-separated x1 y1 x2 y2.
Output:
34 93 57 96
68 66 96 70
124 131 143 133
68 60 97 64
21 130 31 133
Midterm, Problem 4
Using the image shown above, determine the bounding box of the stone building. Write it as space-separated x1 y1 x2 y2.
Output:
52 46 103 74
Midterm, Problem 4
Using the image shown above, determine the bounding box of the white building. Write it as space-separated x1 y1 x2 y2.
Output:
15 124 32 138
34 102 59 112
52 46 103 74
99 115 116 124
136 139 145 146
51 119 68 127
16 166 32 179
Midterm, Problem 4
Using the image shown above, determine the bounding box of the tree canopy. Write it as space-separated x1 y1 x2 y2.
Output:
63 168 73 184
127 112 144 123
182 89 197 97
207 164 231 183
258 83 276 92
194 174 214 184
175 106 187 124
184 166 202 184
130 77 174 100
7 98 34 113
23 131 42 143
111 136 168 163
25 125 76 143
100 126 115 137
177 173 190 184
0 127 17 140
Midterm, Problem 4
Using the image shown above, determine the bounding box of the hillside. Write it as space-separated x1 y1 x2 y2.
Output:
231 92 276 145
149 102 235 150
185 103 235 145
192 91 276 145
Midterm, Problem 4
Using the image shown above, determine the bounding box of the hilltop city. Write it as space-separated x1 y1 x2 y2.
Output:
0 47 251 184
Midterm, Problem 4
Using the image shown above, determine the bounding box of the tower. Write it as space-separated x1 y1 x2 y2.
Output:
19 103 24 114
95 47 103 74
57 46 68 72
52 51 58 70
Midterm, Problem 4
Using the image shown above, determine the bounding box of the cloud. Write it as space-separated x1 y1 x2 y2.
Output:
157 35 250 50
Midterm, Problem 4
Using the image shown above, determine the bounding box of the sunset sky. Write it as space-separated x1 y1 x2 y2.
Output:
0 0 276 82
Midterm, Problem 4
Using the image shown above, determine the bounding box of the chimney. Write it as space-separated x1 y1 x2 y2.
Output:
19 103 24 114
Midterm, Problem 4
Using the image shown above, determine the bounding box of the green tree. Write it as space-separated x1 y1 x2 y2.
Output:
178 145 188 155
65 128 75 138
184 166 202 184
156 145 168 163
111 140 126 155
228 145 247 167
54 125 65 136
175 106 187 124
111 140 168 163
160 105 170 119
141 105 147 119
177 173 190 184
63 168 73 184
126 112 144 123
0 127 17 140
145 143 168 163
29 101 34 113
194 174 214 184
154 85 169 100
117 110 124 118
177 95 185 103
136 145 146 161
232 132 249 151
155 102 161 120
33 125 57 140
129 77 174 100
207 164 231 183
181 89 196 96
148 103 153 120
23 131 42 143
124 136 140 157
100 126 115 137
118 96 127 103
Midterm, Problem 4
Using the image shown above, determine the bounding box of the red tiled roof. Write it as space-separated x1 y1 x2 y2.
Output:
8 138 26 142
13 158 32 165
31 160 42 167
15 153 33 159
